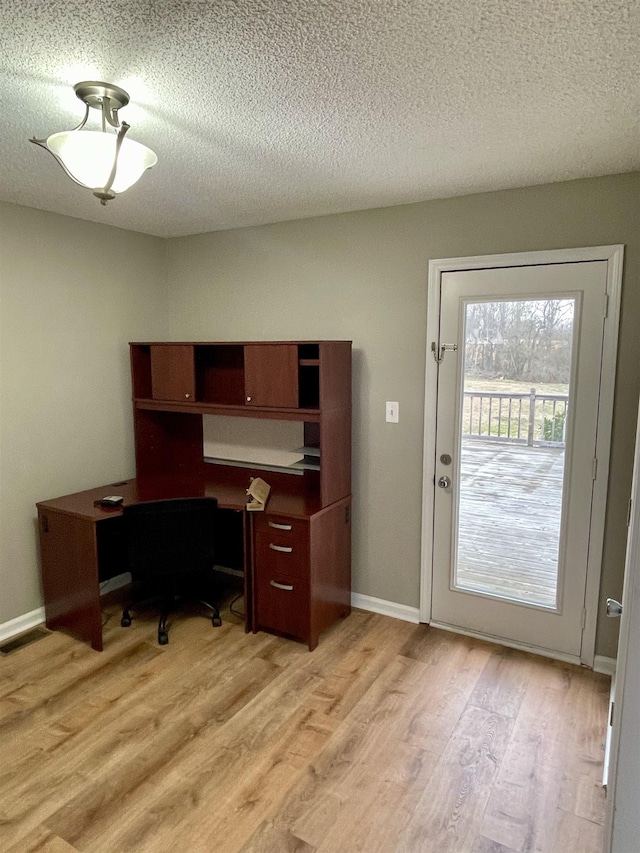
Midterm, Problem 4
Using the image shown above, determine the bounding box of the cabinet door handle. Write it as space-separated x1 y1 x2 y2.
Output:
269 522 292 531
270 580 294 591
269 543 293 553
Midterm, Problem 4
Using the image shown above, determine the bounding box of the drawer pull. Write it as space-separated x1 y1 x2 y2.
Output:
270 580 294 591
269 543 293 553
269 522 292 531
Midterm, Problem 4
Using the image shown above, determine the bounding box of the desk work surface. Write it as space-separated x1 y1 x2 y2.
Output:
37 474 349 653
36 339 351 652
36 475 324 520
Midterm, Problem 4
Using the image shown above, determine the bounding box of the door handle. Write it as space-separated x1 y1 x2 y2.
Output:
438 476 451 489
606 598 623 617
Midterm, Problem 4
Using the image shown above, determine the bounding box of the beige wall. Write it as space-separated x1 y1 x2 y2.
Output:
2 173 637 658
0 202 167 624
166 172 640 659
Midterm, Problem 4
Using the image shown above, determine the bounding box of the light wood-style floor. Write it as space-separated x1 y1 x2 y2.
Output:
0 601 609 852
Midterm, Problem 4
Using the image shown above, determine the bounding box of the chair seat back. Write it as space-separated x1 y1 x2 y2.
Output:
124 497 218 583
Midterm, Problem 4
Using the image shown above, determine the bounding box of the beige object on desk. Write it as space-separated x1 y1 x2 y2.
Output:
246 477 271 511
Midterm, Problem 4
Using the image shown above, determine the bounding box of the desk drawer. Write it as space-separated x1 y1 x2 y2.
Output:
255 572 309 640
254 516 309 578
254 531 309 580
253 514 309 541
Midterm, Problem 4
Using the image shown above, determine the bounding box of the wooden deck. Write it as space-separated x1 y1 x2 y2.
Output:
456 439 564 607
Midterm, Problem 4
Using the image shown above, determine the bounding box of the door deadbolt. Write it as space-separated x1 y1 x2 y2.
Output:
437 475 451 489
440 454 452 465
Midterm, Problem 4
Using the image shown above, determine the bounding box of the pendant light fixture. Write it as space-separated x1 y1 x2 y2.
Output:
30 81 157 205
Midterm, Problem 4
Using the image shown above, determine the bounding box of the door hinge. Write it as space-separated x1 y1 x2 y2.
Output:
581 608 587 629
604 292 609 319
592 458 598 480
628 498 633 527
610 701 615 727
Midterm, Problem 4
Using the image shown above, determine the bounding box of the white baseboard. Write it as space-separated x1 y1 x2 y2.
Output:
0 576 131 646
352 593 420 624
0 607 46 644
594 655 617 676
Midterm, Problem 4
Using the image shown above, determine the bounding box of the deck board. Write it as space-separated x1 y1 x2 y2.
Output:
456 439 564 607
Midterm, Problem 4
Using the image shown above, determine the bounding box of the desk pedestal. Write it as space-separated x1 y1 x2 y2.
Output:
38 508 106 651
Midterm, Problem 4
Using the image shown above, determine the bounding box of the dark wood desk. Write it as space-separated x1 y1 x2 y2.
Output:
36 473 347 652
38 340 352 652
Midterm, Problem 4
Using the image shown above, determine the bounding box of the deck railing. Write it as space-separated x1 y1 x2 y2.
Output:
462 388 569 447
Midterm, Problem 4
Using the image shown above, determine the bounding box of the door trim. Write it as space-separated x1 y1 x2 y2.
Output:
420 245 624 667
604 400 640 850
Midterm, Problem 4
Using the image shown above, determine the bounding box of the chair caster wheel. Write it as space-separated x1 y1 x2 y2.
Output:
121 616 132 627
158 631 169 645
212 615 222 627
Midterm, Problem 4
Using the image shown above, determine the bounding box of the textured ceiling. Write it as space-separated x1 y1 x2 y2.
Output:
0 0 638 238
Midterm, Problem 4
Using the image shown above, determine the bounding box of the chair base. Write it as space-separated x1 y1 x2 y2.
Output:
121 595 222 645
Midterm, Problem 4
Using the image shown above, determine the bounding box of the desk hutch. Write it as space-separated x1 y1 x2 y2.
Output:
37 341 352 651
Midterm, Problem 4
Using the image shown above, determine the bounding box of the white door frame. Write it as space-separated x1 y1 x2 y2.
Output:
420 245 624 667
604 399 640 851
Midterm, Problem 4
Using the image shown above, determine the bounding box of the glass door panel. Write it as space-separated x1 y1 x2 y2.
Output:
454 298 576 609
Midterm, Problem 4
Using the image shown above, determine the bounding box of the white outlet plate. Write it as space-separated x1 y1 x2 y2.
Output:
386 401 399 423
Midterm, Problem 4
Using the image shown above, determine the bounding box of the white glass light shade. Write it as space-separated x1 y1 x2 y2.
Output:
46 130 157 193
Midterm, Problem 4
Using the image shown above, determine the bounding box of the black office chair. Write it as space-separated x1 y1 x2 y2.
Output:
120 497 222 645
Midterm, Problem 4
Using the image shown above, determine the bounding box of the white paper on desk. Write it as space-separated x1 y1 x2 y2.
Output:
202 416 304 468
246 477 271 511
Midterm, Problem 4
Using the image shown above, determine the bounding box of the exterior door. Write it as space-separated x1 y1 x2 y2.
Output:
430 261 608 657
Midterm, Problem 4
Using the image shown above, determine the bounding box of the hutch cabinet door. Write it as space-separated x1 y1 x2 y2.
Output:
150 345 196 402
244 345 299 408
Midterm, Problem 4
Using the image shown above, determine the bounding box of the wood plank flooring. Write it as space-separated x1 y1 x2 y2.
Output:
457 440 565 607
0 602 609 852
